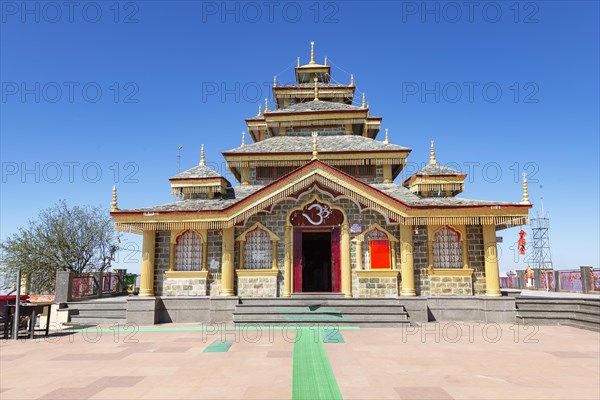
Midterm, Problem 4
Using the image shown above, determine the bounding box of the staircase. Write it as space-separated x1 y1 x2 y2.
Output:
66 298 128 325
233 295 411 327
516 297 600 332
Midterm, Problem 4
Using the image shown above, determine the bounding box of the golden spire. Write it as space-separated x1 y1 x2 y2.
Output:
297 56 300 67
312 131 319 159
349 74 354 87
264 98 270 112
429 140 436 164
257 103 262 117
384 129 390 144
309 41 316 64
241 131 246 147
314 77 319 101
273 75 277 87
361 93 366 108
521 173 531 204
111 185 119 211
200 144 205 166
324 56 328 66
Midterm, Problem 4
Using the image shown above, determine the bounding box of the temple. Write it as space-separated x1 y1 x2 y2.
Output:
111 43 531 300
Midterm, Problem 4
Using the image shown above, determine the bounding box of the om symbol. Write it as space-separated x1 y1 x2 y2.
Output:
302 204 332 225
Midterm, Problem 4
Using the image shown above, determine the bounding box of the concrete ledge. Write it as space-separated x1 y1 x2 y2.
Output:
126 297 159 326
427 297 516 323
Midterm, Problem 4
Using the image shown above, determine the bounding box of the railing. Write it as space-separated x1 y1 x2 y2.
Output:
55 269 127 303
504 266 599 293
71 274 96 299
558 270 583 292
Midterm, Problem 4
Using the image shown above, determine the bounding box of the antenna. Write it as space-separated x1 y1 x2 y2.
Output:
177 144 183 173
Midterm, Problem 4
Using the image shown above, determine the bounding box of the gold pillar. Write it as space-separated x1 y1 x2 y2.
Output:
341 223 352 298
238 241 245 270
220 227 235 296
283 225 292 297
400 225 416 296
139 230 156 297
272 240 278 270
241 167 250 186
482 225 501 297
355 240 363 270
202 241 208 271
383 165 392 184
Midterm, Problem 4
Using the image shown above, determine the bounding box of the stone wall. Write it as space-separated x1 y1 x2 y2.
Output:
208 273 221 296
355 276 399 298
163 278 207 296
413 226 429 296
237 276 278 297
153 231 170 296
467 225 486 295
429 276 473 296
207 230 222 273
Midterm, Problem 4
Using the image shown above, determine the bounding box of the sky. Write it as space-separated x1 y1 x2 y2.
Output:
1 0 599 278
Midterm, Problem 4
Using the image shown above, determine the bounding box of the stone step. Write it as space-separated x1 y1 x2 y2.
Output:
70 316 127 325
233 312 408 322
73 309 127 318
67 302 128 311
516 302 599 312
232 320 411 328
238 298 402 307
234 306 406 314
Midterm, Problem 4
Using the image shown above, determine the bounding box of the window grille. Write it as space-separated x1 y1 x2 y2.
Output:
174 231 202 271
256 167 293 180
244 228 272 269
433 227 463 269
363 229 388 269
338 165 376 178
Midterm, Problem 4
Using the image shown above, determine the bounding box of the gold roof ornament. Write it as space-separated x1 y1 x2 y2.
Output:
312 131 319 160
264 98 270 112
241 131 246 147
200 144 206 166
273 75 277 88
384 128 390 144
257 104 262 117
111 185 119 211
429 140 437 164
349 74 355 87
297 56 300 67
324 56 328 66
314 77 319 101
361 93 366 108
521 173 531 204
309 41 316 65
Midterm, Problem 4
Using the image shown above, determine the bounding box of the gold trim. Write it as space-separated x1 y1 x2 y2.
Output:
236 269 279 277
352 223 399 243
427 268 474 277
355 270 400 278
164 270 209 279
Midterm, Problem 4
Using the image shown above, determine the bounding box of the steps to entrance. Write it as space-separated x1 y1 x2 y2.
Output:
233 296 411 327
516 297 600 332
67 298 128 325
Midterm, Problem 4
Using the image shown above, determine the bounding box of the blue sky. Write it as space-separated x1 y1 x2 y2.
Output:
1 1 598 277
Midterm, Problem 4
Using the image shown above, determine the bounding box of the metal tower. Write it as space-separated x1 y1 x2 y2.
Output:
527 200 553 270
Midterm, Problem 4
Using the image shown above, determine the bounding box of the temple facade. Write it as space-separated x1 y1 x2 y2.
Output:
111 43 531 299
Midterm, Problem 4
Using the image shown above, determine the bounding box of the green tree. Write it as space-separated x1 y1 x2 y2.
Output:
0 200 120 294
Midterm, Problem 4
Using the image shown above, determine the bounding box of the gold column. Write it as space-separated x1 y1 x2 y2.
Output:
383 165 392 184
400 225 416 296
283 225 292 297
341 223 352 298
139 230 156 297
355 240 363 270
202 241 208 271
238 241 245 270
169 241 176 271
241 167 250 186
391 242 397 270
272 240 278 270
482 225 501 297
219 227 235 296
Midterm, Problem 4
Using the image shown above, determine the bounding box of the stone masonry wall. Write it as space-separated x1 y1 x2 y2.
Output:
153 231 170 296
467 225 486 295
429 276 473 296
355 276 399 298
413 225 429 296
237 276 278 297
163 278 207 296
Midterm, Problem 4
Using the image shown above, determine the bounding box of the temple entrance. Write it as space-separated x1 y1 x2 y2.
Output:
301 232 332 292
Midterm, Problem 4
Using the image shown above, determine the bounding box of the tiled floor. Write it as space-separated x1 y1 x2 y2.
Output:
1 323 598 399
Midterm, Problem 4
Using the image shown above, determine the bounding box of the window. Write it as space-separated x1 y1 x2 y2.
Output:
338 165 376 178
363 229 389 269
174 231 203 271
433 227 463 269
256 167 294 181
244 228 272 269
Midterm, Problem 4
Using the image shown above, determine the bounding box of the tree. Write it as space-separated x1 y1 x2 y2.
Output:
0 200 120 294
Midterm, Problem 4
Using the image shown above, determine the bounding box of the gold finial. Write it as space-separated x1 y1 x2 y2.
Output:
264 98 270 112
429 140 436 164
521 173 531 204
200 144 205 166
349 74 354 87
111 185 119 211
241 131 246 147
324 56 328 66
384 129 390 144
361 93 366 108
309 41 315 64
257 103 262 116
297 56 300 67
314 77 319 101
273 75 277 87
312 131 319 159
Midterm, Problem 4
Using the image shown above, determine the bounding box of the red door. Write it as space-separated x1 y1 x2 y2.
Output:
293 227 341 293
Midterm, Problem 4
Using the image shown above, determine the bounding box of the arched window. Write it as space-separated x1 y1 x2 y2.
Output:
363 229 389 269
244 227 272 269
174 231 203 271
433 227 463 269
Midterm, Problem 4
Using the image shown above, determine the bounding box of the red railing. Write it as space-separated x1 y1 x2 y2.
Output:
70 272 124 300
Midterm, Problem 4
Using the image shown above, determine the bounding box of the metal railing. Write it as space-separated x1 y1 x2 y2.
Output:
55 269 127 303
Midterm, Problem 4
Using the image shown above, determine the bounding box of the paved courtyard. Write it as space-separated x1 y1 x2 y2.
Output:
1 323 599 399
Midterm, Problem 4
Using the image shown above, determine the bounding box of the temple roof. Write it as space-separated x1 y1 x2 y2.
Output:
276 82 348 88
411 163 464 177
224 135 410 154
372 184 515 206
267 100 364 114
170 165 223 180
